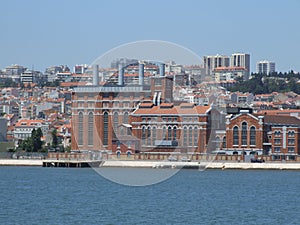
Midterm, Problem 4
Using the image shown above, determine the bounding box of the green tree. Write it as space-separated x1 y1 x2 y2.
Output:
19 138 33 152
31 128 43 152
51 129 58 148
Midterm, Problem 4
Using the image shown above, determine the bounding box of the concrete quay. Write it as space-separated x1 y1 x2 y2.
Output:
102 160 300 170
0 159 43 166
2 159 300 170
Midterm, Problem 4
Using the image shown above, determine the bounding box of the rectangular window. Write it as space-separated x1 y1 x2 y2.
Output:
288 139 295 145
274 147 281 153
274 139 281 145
288 147 295 152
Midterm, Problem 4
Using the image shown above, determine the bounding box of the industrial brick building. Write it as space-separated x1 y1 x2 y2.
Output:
71 61 176 155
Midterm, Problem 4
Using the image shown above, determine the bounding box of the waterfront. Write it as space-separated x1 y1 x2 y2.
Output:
0 167 300 224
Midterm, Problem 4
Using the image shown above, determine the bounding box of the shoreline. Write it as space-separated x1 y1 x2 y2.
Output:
0 159 43 166
2 159 300 170
101 160 300 170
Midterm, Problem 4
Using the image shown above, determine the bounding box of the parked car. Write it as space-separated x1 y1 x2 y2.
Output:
168 156 178 161
181 157 191 162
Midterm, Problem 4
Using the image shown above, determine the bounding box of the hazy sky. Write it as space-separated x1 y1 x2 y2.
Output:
1 0 299 72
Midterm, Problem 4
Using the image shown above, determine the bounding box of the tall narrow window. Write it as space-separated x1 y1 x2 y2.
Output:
162 127 166 140
189 127 193 146
78 112 83 146
233 126 239 146
222 137 226 149
168 126 172 140
113 112 119 137
250 126 256 145
173 127 177 140
123 112 129 124
142 127 146 145
88 112 93 146
103 112 109 145
241 122 247 146
183 127 187 146
194 127 198 146
147 127 151 145
215 136 220 149
152 127 156 145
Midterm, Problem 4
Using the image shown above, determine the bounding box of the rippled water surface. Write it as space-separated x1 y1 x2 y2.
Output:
0 166 299 224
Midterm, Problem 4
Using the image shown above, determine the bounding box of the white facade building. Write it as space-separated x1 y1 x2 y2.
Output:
230 53 250 78
14 119 49 141
256 60 276 74
203 55 230 75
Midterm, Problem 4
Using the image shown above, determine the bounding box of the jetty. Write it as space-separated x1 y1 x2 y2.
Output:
42 159 102 168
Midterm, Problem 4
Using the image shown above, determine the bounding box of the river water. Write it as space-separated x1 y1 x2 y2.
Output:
0 166 299 224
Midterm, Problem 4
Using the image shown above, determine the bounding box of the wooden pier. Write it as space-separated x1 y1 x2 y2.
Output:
42 160 102 168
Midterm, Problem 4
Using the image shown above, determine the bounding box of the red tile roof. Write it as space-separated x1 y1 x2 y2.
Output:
262 115 300 125
133 104 210 115
15 119 45 127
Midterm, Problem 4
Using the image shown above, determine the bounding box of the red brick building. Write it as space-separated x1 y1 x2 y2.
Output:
71 61 174 155
129 102 211 154
224 109 300 160
264 115 300 160
225 110 264 155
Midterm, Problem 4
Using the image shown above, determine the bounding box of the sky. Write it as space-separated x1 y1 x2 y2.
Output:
0 0 299 73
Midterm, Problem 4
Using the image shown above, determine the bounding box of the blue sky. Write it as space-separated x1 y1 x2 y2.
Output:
0 0 299 72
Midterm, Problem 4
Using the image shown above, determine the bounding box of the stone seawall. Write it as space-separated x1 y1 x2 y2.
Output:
102 160 300 170
0 159 43 166
2 159 300 170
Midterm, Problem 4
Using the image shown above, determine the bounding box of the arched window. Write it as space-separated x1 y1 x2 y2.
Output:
194 127 198 146
288 130 295 137
162 127 166 140
250 126 256 145
215 136 220 149
123 112 129 124
183 127 187 146
147 127 151 145
103 112 109 145
142 127 146 145
274 130 281 137
189 127 193 146
168 126 172 140
88 112 93 146
222 137 226 149
78 112 83 146
113 112 119 136
152 127 156 146
173 127 177 140
233 126 239 146
241 122 247 146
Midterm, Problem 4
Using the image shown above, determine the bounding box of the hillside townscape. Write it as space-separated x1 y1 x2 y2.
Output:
1 55 300 162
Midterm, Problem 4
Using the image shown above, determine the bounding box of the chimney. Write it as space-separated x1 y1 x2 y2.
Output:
159 63 165 77
138 62 144 86
118 64 124 86
92 64 99 86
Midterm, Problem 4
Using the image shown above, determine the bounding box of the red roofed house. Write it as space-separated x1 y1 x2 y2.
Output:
14 119 50 146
